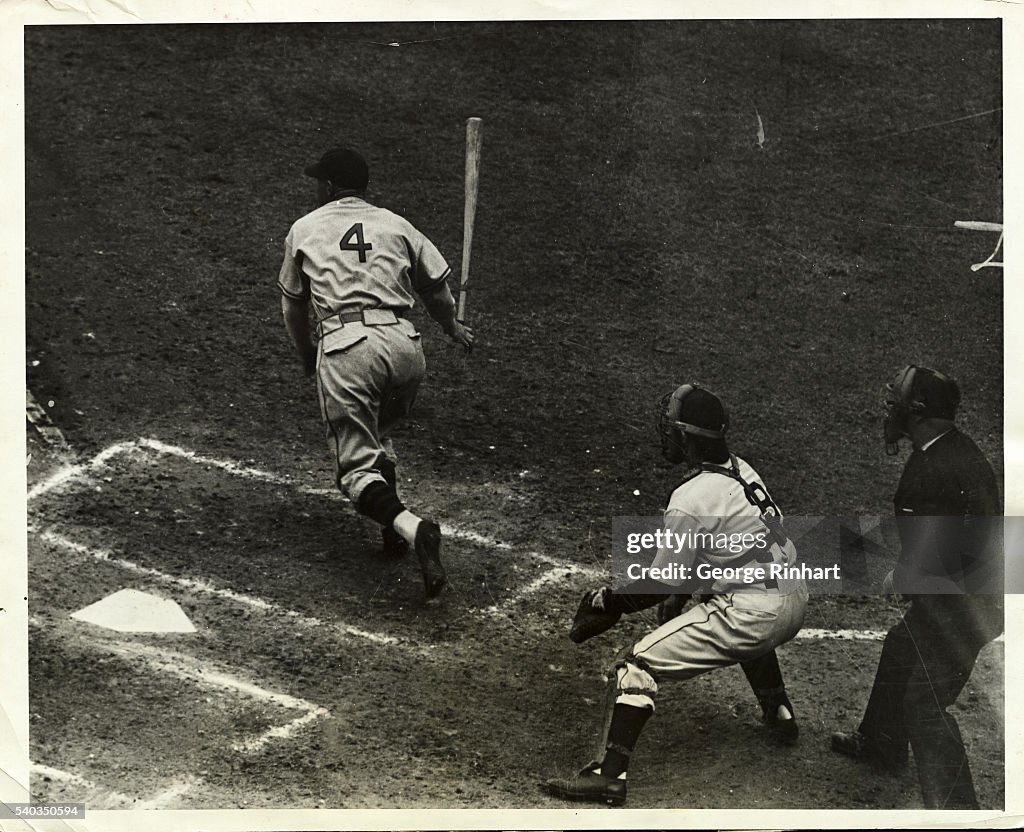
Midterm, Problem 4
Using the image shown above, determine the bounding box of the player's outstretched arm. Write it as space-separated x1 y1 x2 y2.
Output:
569 582 685 644
281 294 316 376
600 581 681 615
420 279 474 351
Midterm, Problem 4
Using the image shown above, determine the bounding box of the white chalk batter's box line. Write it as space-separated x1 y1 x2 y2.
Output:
27 437 602 561
26 438 1006 805
27 613 328 805
30 615 329 755
27 436 607 611
39 522 1000 648
28 436 993 647
30 762 198 810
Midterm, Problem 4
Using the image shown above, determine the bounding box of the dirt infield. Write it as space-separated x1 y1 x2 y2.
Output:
24 18 1003 816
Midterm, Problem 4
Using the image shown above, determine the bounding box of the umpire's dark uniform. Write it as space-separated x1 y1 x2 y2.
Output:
857 427 1002 809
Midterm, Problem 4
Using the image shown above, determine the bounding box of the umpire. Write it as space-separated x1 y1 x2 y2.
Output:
278 147 474 599
830 365 1003 809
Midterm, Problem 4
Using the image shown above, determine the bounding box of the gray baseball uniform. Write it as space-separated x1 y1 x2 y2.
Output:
278 195 450 503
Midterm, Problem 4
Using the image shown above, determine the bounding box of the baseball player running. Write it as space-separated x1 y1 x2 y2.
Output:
543 384 807 805
278 147 474 598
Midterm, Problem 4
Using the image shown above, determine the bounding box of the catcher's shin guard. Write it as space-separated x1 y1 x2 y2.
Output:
590 660 654 779
613 654 658 710
741 649 792 714
592 668 620 764
602 703 653 778
741 650 798 745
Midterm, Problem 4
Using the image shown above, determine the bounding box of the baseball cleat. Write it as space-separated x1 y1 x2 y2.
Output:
830 730 909 771
414 520 446 598
763 703 799 746
541 761 627 806
380 525 409 559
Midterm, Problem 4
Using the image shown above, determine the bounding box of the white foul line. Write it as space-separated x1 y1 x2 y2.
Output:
796 627 1004 644
797 627 885 641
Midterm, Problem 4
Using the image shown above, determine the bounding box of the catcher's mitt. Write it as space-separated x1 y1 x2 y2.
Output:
569 587 621 644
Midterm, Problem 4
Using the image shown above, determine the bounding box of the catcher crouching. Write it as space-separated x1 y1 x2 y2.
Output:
542 383 808 806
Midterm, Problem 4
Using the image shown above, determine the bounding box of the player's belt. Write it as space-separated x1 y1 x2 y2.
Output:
316 308 406 338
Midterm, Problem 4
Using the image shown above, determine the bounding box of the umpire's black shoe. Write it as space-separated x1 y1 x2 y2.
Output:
763 704 799 746
380 525 409 559
414 520 446 598
830 730 909 770
541 762 627 806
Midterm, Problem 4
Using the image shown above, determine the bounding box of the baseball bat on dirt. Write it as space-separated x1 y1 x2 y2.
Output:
457 117 482 323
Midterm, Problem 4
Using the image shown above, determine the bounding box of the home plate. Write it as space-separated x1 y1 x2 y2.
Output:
71 589 196 633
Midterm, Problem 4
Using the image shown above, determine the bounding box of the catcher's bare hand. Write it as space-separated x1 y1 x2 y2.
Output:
569 586 621 644
657 593 689 625
447 321 474 352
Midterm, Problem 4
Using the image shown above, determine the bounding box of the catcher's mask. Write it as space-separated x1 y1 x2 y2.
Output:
657 383 728 465
883 364 960 454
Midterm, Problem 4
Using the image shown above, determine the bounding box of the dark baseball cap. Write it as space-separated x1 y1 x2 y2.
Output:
679 387 729 436
678 386 729 461
304 148 369 190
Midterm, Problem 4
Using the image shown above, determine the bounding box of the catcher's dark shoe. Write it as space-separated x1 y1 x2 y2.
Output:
380 525 409 559
414 520 446 598
830 730 908 770
763 705 799 746
541 762 627 806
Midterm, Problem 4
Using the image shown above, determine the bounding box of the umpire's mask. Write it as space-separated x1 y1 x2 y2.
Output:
883 364 960 454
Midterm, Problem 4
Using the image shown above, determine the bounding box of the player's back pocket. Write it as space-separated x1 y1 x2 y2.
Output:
322 327 369 355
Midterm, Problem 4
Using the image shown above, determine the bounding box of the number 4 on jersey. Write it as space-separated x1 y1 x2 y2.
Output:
340 223 373 262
